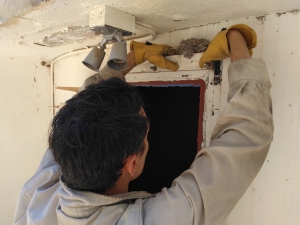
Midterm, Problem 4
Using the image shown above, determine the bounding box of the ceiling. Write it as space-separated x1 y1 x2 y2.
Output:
1 0 300 60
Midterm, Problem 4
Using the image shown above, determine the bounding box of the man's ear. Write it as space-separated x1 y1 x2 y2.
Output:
124 154 138 178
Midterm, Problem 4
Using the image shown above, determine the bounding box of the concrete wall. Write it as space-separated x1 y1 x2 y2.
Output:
1 10 299 225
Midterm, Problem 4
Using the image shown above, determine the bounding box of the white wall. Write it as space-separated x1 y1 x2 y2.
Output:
221 13 300 225
0 57 52 224
1 10 299 225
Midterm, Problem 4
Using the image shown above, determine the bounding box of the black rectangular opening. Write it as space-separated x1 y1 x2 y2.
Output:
129 80 205 194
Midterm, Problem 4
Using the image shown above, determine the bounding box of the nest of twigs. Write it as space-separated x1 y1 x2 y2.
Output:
167 38 210 58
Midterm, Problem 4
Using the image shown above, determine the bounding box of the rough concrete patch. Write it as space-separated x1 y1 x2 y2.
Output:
0 0 48 24
35 26 97 47
26 0 52 12
0 0 52 27
30 0 48 7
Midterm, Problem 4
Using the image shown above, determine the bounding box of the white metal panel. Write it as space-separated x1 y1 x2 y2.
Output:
89 5 135 32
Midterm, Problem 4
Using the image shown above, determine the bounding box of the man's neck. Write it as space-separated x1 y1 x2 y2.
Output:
105 175 130 195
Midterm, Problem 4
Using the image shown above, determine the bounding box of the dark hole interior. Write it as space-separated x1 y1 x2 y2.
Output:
129 85 201 194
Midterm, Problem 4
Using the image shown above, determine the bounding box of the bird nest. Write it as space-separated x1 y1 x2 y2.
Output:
167 38 210 59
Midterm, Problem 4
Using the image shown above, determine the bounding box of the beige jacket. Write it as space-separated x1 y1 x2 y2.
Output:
14 59 273 225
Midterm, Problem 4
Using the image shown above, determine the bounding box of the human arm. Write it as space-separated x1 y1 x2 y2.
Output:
79 41 178 91
142 27 273 225
121 50 137 76
227 29 250 62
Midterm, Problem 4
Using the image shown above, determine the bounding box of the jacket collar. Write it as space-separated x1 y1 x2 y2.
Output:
59 180 153 218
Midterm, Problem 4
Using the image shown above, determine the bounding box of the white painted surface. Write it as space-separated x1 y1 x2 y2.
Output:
1 8 300 225
0 57 52 224
223 14 300 225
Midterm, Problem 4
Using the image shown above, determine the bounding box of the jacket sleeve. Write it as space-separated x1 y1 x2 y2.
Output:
14 149 61 224
78 65 125 92
142 58 274 225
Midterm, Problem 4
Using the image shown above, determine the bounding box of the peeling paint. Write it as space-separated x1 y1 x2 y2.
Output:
35 26 96 47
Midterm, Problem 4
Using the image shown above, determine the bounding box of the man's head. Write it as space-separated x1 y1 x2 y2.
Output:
49 77 149 194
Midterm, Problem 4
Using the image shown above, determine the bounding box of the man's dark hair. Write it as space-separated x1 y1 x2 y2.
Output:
49 77 148 193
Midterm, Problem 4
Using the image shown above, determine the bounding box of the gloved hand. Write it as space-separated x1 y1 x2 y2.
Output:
130 41 179 71
199 24 257 68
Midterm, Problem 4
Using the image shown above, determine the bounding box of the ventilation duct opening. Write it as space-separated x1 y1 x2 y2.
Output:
129 80 205 194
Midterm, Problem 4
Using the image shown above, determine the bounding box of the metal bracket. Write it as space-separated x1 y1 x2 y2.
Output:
91 25 133 36
212 60 222 85
98 30 126 49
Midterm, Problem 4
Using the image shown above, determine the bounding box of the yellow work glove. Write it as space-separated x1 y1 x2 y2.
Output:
130 41 179 71
199 24 257 68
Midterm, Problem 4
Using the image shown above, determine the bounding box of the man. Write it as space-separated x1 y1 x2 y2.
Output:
14 24 273 225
